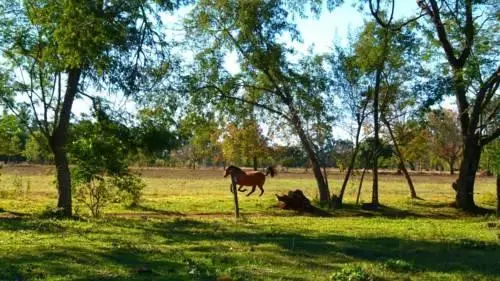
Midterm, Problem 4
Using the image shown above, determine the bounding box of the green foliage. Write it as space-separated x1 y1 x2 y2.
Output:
23 132 53 163
135 108 183 159
111 173 146 207
330 265 375 281
426 109 462 171
357 138 393 169
0 114 25 158
221 119 268 166
174 112 222 167
70 112 145 216
481 139 500 175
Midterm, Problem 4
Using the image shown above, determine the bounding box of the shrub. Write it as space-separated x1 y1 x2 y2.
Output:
70 115 145 217
74 175 114 217
112 173 145 207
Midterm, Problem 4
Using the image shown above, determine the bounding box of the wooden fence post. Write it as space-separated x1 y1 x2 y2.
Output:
231 179 240 218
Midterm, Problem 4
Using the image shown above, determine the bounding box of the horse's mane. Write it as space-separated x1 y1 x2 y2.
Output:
227 165 244 173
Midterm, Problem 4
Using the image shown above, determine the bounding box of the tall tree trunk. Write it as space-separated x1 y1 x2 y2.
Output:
337 125 362 205
449 160 455 175
371 67 382 206
50 68 81 217
455 137 480 211
253 156 257 171
290 110 330 202
496 174 499 218
383 117 418 199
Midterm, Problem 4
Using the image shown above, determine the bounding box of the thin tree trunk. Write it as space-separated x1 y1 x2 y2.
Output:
338 124 362 205
253 156 257 171
371 68 382 206
383 117 419 199
449 155 456 175
356 168 367 205
50 68 81 217
496 174 499 218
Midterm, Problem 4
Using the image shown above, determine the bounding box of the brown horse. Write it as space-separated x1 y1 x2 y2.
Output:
224 165 276 196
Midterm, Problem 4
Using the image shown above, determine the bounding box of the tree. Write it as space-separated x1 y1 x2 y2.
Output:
185 0 338 202
0 114 25 161
70 107 145 216
427 109 462 175
480 139 499 216
221 119 268 170
178 112 222 169
417 0 499 211
330 42 370 206
0 0 185 216
134 107 183 162
24 131 53 164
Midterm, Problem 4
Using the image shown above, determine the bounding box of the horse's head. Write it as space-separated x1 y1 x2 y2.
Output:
224 165 241 177
224 166 236 177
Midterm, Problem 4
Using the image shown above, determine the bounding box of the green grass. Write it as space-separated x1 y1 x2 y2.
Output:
0 165 499 281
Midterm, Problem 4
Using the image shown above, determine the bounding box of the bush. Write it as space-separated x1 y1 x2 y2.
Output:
330 265 374 281
74 176 114 217
70 115 145 217
112 173 145 207
73 170 145 217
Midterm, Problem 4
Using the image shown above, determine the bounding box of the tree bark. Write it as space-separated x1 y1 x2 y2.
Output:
290 110 330 202
496 174 499 218
356 168 367 205
383 117 418 199
449 160 455 175
371 68 382 206
455 137 481 211
337 124 362 205
50 68 81 217
253 155 257 171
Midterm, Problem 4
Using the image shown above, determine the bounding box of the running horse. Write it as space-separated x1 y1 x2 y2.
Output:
223 165 276 196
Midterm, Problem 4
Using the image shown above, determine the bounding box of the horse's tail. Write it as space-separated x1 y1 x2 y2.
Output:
265 166 277 178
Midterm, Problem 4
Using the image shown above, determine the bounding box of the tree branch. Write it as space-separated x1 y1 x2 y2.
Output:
194 85 291 121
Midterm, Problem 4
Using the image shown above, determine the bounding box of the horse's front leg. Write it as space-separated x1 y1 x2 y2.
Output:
238 185 248 192
229 183 234 193
258 184 264 196
246 185 257 196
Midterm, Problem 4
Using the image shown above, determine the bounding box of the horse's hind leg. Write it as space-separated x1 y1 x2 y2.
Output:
258 184 264 196
246 185 257 196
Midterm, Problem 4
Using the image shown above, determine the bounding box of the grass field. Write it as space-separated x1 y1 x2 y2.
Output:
0 165 499 281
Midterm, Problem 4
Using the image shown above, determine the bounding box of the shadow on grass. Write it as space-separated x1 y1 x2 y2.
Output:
124 204 186 216
142 218 500 278
1 213 499 280
0 246 192 281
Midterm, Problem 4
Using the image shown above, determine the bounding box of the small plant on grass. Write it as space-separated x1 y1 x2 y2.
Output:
383 259 415 272
330 264 375 281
